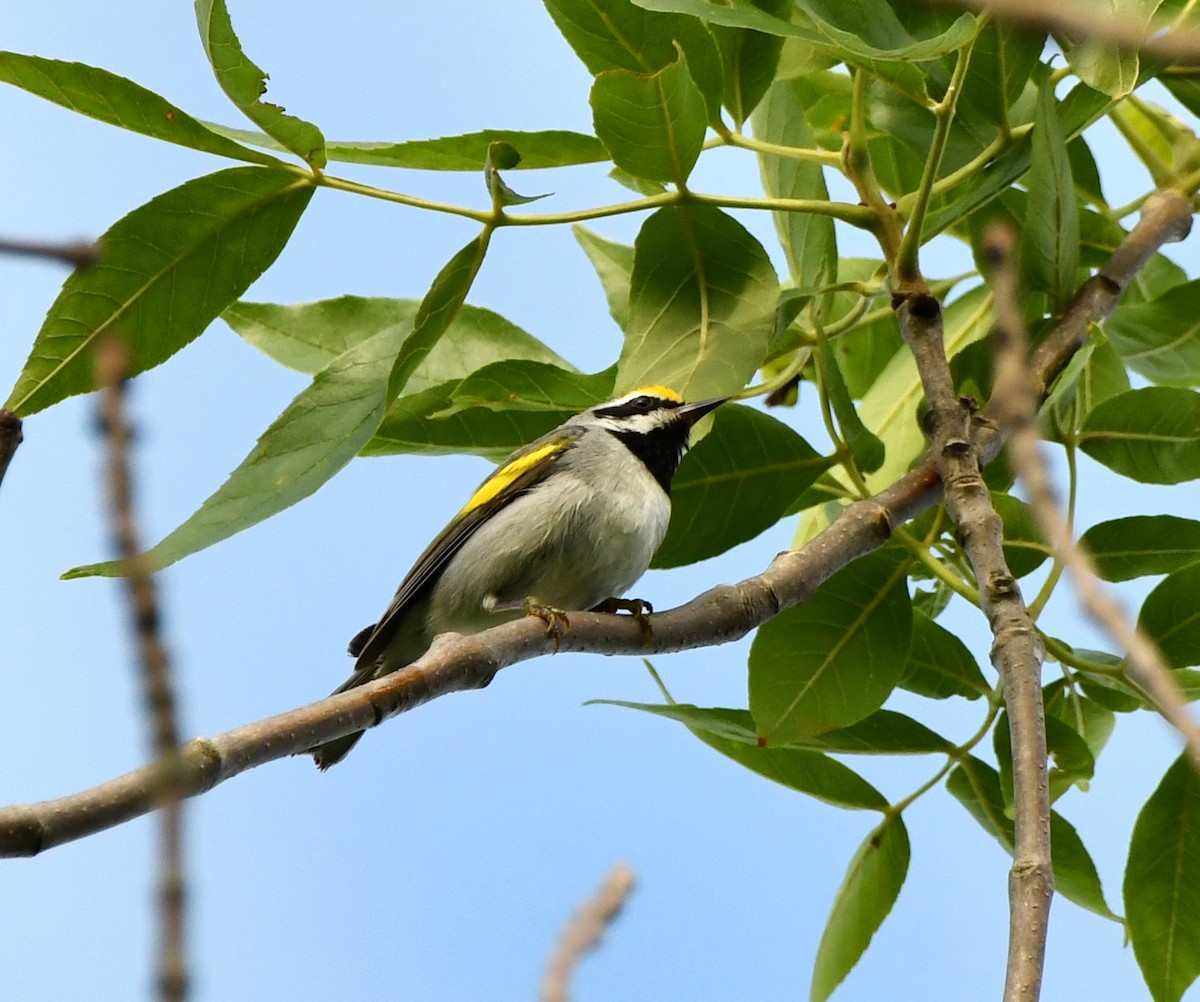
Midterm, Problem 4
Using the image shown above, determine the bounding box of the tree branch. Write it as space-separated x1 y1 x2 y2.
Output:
96 339 188 1002
540 863 635 1002
984 223 1200 769
0 189 1191 860
896 291 1052 1002
0 410 23 494
936 0 1200 65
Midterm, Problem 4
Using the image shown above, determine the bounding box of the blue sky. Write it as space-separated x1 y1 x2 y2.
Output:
1 3 1193 1000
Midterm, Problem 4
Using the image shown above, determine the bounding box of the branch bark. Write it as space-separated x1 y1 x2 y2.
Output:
897 292 1052 1002
985 223 1200 769
0 409 22 493
96 339 188 1002
541 863 635 1002
0 190 1191 860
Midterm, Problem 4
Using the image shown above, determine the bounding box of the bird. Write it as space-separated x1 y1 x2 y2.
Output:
310 385 726 768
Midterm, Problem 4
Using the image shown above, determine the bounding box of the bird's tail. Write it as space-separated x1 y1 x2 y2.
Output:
309 657 376 770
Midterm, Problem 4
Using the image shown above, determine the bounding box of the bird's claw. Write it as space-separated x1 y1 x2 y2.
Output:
524 597 570 650
592 596 654 643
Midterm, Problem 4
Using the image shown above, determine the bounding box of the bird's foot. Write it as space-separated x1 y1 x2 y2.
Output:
524 596 571 650
592 596 654 643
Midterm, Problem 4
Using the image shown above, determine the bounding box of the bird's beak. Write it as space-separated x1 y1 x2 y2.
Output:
678 397 727 425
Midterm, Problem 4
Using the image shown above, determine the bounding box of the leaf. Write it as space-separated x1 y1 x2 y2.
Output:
67 231 490 576
810 816 910 1002
996 710 1095 808
900 610 991 700
1080 515 1200 582
752 80 837 291
543 0 724 120
749 548 912 745
710 0 790 127
817 334 885 474
1138 563 1200 669
363 362 614 461
1104 279 1200 388
1063 0 1161 99
947 757 1118 919
1044 337 1131 442
620 204 779 400
326 129 606 170
590 47 707 184
390 233 493 396
799 710 952 755
1021 79 1078 312
653 404 830 568
1125 753 1200 1002
224 296 571 389
195 0 326 167
0 52 280 166
573 226 634 330
4 167 313 416
1079 387 1200 485
65 325 404 578
991 491 1051 578
483 141 550 206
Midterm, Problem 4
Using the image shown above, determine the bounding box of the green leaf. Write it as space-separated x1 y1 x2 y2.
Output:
947 757 1118 919
900 610 991 700
1045 682 1117 768
710 0 789 127
65 325 405 578
810 816 910 1002
327 129 606 170
1044 337 1131 442
1079 387 1200 485
544 0 724 119
1021 80 1078 312
620 205 779 400
4 167 313 416
363 362 614 461
587 701 762 743
484 141 550 206
1080 515 1200 581
818 334 885 474
753 80 837 291
224 296 571 389
573 226 634 330
195 0 326 167
956 21 1046 128
590 47 707 184
991 492 1050 578
799 709 952 755
996 710 1095 808
749 548 912 745
1139 563 1200 669
1104 279 1200 387
390 233 493 397
1126 753 1200 1002
0 52 280 166
1064 0 1161 99
653 404 830 568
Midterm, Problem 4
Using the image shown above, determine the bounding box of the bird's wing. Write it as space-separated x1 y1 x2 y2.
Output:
350 426 585 671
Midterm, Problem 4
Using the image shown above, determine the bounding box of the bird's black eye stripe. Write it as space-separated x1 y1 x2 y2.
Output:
595 395 681 419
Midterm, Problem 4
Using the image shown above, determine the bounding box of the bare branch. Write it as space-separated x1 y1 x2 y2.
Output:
936 0 1200 65
0 235 101 269
985 223 1200 769
96 338 188 1002
541 864 635 1002
896 292 1052 1002
0 187 1191 860
0 410 23 493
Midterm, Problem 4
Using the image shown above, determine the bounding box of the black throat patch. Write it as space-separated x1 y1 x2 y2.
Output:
607 423 690 494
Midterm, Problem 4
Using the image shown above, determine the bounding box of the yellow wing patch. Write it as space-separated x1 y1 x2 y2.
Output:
459 440 567 515
628 384 683 402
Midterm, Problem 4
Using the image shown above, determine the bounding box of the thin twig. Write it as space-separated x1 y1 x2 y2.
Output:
896 292 1052 1002
0 410 23 493
95 338 188 1002
541 864 636 1002
984 223 1200 769
0 188 1190 860
936 0 1200 66
0 236 101 269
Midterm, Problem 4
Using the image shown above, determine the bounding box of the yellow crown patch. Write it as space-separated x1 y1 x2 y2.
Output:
628 384 683 402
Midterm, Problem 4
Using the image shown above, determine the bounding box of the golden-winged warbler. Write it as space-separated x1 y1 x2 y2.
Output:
311 385 725 768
